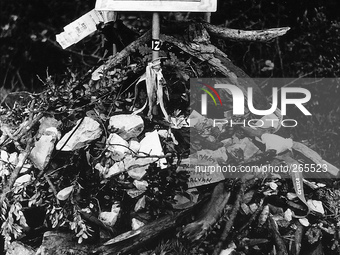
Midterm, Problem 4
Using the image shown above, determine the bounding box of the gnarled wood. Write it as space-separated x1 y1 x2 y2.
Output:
204 23 290 42
93 209 192 255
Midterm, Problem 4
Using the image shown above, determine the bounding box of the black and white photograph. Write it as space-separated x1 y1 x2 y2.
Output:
0 0 339 254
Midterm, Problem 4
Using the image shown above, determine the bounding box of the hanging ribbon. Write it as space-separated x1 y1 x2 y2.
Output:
133 59 169 121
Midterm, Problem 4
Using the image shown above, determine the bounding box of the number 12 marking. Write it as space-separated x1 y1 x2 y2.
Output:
152 39 161 51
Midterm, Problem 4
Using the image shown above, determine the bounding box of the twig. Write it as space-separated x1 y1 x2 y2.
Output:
13 112 44 141
237 199 264 236
213 180 245 255
47 38 104 61
268 215 288 255
44 174 60 206
292 221 304 255
0 137 33 205
104 30 152 70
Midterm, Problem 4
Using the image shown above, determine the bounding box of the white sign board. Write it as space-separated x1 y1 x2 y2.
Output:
95 0 217 12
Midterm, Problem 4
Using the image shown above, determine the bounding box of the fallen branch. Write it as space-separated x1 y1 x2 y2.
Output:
213 181 245 255
204 23 290 42
104 30 151 70
292 221 305 255
181 182 231 241
160 34 271 111
92 208 192 255
0 138 33 205
268 215 288 255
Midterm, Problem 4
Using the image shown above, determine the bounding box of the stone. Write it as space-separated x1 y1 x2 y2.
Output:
99 204 120 227
261 133 293 154
133 180 148 191
126 189 145 198
131 218 145 230
307 200 325 215
37 117 61 139
106 133 129 160
104 161 125 178
139 130 166 169
56 117 102 151
36 231 94 255
134 195 146 211
124 157 155 180
6 242 35 255
129 140 140 154
109 114 144 140
30 134 57 170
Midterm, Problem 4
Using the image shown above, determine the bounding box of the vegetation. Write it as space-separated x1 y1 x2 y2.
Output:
0 0 340 254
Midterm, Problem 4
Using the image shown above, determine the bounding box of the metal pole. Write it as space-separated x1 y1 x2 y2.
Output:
204 12 211 23
152 12 160 70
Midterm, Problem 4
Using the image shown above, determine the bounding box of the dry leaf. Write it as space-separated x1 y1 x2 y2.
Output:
56 185 74 201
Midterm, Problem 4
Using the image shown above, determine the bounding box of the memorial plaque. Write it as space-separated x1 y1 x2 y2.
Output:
95 0 217 12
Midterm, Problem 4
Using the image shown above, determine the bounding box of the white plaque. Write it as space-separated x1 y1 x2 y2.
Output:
95 0 217 12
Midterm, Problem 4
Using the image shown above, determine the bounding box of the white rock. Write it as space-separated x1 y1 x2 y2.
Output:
299 218 310 227
30 134 57 170
219 242 236 255
131 218 145 230
249 203 259 213
127 167 147 180
106 133 129 160
95 163 106 174
38 117 61 138
134 195 146 211
99 204 120 227
5 241 35 255
133 180 148 191
104 161 125 178
261 133 293 154
139 130 166 169
91 65 104 81
126 189 145 198
56 186 74 201
0 150 9 162
287 192 297 200
123 154 153 180
56 117 102 151
284 208 293 221
44 127 61 140
307 200 325 215
109 114 144 140
221 138 233 147
241 203 251 215
129 140 140 154
267 181 278 190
